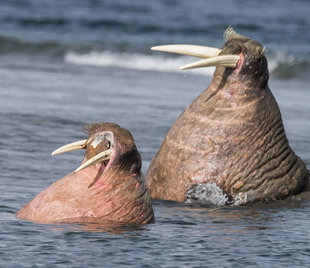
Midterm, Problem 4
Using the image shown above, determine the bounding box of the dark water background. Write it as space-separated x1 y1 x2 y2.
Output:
1 0 310 267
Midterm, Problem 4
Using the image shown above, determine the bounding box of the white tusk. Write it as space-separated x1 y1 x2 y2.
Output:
52 139 87 156
180 55 240 70
151 45 221 58
75 149 112 172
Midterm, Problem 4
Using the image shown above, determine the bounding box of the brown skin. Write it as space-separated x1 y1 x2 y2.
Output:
147 31 309 205
17 123 154 224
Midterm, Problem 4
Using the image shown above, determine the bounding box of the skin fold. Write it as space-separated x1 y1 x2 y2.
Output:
17 122 154 225
147 29 309 205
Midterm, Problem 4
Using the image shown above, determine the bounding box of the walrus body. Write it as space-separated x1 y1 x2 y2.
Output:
147 28 309 205
17 123 154 224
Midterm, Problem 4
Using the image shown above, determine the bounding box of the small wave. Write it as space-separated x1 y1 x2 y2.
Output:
64 50 215 75
268 53 310 79
1 35 308 80
0 35 65 57
64 50 310 79
1 17 68 27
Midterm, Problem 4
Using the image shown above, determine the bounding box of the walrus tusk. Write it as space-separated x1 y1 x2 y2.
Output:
151 44 239 70
52 139 88 156
180 55 240 70
151 45 221 58
75 149 113 172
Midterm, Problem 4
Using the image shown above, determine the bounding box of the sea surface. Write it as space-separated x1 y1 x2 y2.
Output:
1 0 310 267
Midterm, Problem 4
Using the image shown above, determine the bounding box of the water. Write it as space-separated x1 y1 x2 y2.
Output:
1 0 310 267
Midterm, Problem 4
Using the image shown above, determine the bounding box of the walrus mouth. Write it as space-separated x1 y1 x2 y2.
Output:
151 41 239 70
52 139 113 173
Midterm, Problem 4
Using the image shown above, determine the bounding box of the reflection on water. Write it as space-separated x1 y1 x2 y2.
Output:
46 221 146 234
156 199 301 234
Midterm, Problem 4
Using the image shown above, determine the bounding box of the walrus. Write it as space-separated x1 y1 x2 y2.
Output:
147 27 309 205
17 122 154 224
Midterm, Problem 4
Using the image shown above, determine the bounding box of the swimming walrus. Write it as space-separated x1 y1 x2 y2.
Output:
17 122 154 224
147 27 309 205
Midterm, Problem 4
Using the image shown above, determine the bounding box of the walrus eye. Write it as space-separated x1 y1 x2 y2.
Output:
224 41 242 55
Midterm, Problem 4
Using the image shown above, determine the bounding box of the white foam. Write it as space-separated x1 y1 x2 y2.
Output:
267 53 297 73
232 192 248 206
64 50 215 76
185 182 229 206
64 50 295 78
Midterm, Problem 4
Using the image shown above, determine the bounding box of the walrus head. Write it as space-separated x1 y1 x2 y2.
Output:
152 27 269 100
216 27 268 88
52 122 141 184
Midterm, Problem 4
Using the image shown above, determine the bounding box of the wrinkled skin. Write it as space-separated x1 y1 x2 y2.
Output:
17 123 154 225
147 31 309 205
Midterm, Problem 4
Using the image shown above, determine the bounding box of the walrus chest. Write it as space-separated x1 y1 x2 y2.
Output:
147 88 307 204
164 102 278 182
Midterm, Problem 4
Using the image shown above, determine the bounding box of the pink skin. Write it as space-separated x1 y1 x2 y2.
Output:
224 53 243 99
16 123 154 225
235 53 244 73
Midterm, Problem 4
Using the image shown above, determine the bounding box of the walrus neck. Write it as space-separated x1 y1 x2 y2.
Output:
86 164 141 189
212 64 268 92
87 169 153 224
